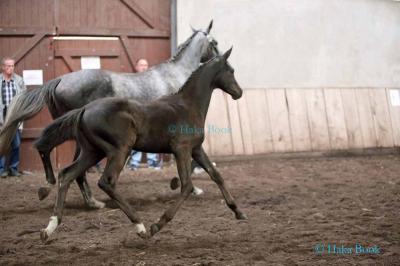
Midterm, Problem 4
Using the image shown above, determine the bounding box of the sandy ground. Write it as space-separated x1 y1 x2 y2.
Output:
0 154 399 265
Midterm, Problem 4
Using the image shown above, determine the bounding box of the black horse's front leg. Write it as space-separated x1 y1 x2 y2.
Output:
192 146 247 220
97 149 146 238
150 148 193 236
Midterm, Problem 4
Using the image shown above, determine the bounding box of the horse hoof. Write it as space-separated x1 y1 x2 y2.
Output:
38 187 51 201
170 177 180 190
150 224 159 236
236 212 248 220
40 229 49 243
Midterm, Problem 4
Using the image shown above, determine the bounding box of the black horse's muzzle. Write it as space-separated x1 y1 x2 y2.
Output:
231 88 243 100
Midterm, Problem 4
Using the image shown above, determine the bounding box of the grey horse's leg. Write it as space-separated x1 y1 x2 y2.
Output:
97 148 146 237
73 146 106 209
192 146 247 220
36 144 104 208
169 159 204 195
40 150 100 242
150 148 193 236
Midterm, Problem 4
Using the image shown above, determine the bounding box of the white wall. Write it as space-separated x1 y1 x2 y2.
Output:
177 0 400 88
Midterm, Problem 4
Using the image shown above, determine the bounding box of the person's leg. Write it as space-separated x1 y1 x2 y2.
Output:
8 130 21 176
129 151 142 169
0 156 6 177
147 153 162 169
147 153 157 166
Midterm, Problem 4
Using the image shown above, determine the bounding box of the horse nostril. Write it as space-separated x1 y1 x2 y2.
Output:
232 91 242 100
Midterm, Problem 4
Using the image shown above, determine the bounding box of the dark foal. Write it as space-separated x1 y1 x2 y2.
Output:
35 48 246 241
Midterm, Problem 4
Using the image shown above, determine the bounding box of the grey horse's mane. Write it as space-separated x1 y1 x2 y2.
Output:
169 31 204 63
174 57 217 95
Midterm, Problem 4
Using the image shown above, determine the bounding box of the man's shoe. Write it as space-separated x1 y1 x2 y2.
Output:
9 169 21 177
0 170 8 178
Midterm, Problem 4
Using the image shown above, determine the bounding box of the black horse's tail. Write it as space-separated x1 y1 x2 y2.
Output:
0 78 62 155
34 107 85 153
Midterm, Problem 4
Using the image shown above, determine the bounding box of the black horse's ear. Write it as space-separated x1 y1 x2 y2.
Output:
206 20 213 34
222 47 233 61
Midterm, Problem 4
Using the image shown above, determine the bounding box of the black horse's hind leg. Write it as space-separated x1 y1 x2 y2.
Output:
73 146 106 209
150 148 193 236
40 150 100 242
192 146 247 220
36 104 66 200
38 151 56 185
36 149 57 201
98 147 146 237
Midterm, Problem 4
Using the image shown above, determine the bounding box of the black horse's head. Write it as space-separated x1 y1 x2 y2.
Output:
212 48 242 100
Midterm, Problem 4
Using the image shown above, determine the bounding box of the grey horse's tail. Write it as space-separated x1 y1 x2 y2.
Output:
0 78 61 155
34 107 84 153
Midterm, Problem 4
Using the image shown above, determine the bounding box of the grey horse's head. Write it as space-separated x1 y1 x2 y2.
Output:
189 20 221 63
172 20 215 64
189 20 233 64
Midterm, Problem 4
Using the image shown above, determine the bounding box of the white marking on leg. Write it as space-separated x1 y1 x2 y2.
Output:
44 216 58 236
90 198 106 209
192 186 204 196
135 223 146 234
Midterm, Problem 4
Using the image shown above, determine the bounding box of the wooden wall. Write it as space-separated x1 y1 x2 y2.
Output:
0 0 171 170
203 88 400 156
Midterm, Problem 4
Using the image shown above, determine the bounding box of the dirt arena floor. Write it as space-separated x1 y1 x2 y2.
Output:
1 153 400 265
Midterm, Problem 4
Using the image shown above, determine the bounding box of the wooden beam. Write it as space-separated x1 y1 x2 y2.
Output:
0 27 56 36
12 33 46 64
57 27 169 38
119 35 135 70
120 0 155 29
55 49 119 57
61 55 79 72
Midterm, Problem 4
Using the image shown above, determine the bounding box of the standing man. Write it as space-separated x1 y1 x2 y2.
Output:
0 57 26 177
128 58 163 170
